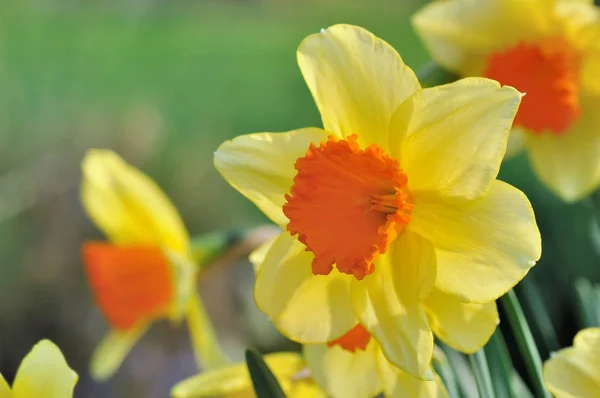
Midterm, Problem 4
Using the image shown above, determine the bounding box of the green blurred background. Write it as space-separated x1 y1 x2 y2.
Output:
0 0 598 397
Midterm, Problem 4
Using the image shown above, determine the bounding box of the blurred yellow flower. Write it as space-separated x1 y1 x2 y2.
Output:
305 325 448 398
215 24 541 379
543 327 600 398
413 0 600 202
171 352 324 398
171 341 447 398
81 150 223 381
0 340 77 398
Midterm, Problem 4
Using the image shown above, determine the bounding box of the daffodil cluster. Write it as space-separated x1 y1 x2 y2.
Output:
8 1 600 396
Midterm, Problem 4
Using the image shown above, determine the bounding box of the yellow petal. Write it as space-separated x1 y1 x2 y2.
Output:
297 24 420 149
557 1 600 96
409 180 541 303
303 342 382 398
351 231 436 378
0 374 12 398
214 129 328 226
543 328 600 398
254 232 356 343
248 237 277 273
90 325 148 381
391 78 521 200
171 352 304 398
164 249 196 322
81 150 189 252
582 50 600 95
287 380 327 398
527 95 600 202
12 340 77 398
376 349 449 398
423 288 499 353
574 327 600 351
412 0 555 75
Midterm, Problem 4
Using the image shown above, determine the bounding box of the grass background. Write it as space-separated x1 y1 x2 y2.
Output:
0 0 598 397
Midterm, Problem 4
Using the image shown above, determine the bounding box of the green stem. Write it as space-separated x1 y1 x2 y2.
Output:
186 289 229 370
189 229 246 269
484 329 517 398
469 349 496 398
500 289 551 398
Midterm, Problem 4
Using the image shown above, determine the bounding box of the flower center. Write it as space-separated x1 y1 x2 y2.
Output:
327 324 371 352
283 134 413 280
83 243 174 330
484 38 581 135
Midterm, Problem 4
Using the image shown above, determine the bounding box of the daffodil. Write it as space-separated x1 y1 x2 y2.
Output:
543 327 600 397
215 24 541 379
0 340 77 398
413 0 600 202
81 150 225 381
171 352 324 398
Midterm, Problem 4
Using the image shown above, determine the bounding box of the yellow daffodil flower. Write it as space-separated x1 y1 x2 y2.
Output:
215 24 541 379
543 327 600 398
171 352 324 398
413 0 600 202
0 340 77 398
81 150 224 381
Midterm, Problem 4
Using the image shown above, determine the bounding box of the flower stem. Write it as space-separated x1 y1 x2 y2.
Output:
186 289 229 371
500 289 551 398
469 349 496 398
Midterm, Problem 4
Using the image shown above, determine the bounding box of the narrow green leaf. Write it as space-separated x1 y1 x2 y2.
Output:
484 329 519 398
469 349 496 398
520 278 559 353
500 289 551 398
245 349 286 398
440 343 476 398
432 346 462 398
574 278 600 328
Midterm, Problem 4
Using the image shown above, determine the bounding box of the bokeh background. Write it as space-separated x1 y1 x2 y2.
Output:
0 0 598 397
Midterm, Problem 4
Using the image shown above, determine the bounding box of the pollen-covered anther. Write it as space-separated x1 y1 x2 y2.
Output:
283 134 413 280
484 37 581 135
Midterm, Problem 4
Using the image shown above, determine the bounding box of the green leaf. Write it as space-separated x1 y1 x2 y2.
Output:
500 290 551 398
245 349 286 398
574 278 600 328
485 328 521 398
469 349 496 398
432 345 462 398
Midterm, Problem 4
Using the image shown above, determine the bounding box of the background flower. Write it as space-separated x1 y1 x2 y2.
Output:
413 0 600 202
